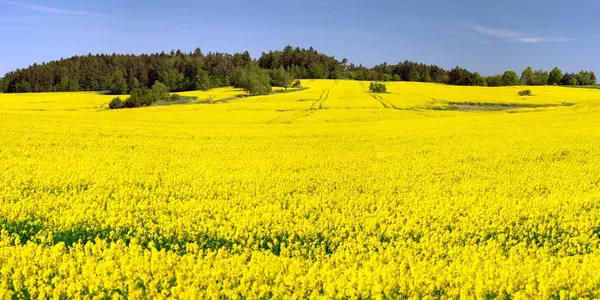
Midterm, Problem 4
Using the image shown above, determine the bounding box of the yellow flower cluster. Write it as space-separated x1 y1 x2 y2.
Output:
1 80 600 298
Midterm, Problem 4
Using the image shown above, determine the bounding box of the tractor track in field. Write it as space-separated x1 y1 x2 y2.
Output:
318 90 330 109
310 80 338 110
310 90 326 110
370 93 396 109
360 81 397 109
359 81 368 92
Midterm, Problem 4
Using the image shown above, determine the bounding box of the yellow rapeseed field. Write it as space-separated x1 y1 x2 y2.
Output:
2 80 600 298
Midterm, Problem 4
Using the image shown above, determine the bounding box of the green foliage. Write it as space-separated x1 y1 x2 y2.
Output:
159 69 185 92
560 71 597 86
486 75 503 87
109 97 124 109
531 70 549 86
548 67 563 85
233 65 272 96
521 67 533 85
501 71 520 86
129 78 140 91
576 71 597 86
151 81 170 102
473 72 487 87
308 63 329 79
569 78 578 86
419 72 432 83
0 78 6 93
291 80 302 88
107 70 128 95
270 67 293 89
58 76 71 92
15 81 32 93
448 67 482 86
518 89 533 96
119 85 170 109
369 82 387 93
192 69 212 91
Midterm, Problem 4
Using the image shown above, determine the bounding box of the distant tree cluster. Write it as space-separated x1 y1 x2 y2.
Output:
0 49 252 93
232 64 272 95
0 46 597 94
518 67 596 86
109 81 171 109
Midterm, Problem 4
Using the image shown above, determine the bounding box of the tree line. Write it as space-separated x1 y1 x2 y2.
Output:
0 45 596 94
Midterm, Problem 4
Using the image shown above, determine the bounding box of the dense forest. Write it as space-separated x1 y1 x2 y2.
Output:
0 46 596 93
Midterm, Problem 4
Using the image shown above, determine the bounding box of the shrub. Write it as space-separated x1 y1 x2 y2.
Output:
109 97 123 109
170 94 183 101
369 82 387 93
292 80 302 88
123 96 140 108
518 89 533 96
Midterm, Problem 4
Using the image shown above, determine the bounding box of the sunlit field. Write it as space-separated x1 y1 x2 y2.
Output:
2 80 600 298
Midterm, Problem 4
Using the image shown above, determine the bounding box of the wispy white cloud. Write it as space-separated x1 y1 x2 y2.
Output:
469 25 521 38
0 0 104 16
466 24 571 43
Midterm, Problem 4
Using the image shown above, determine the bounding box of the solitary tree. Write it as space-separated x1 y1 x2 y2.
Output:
369 82 387 93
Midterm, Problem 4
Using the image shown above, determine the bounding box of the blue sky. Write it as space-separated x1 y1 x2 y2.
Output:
1 0 599 76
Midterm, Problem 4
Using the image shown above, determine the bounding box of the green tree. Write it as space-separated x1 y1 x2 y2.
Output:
520 66 533 85
160 69 185 92
448 67 474 86
0 77 7 93
68 78 80 91
15 80 32 93
234 65 272 95
569 78 578 85
127 88 154 107
548 67 563 85
107 70 128 95
473 72 487 86
270 67 293 89
486 75 503 87
151 81 170 101
129 77 140 92
501 71 520 86
58 76 70 92
196 70 212 91
531 70 549 86
575 71 597 86
419 72 432 83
